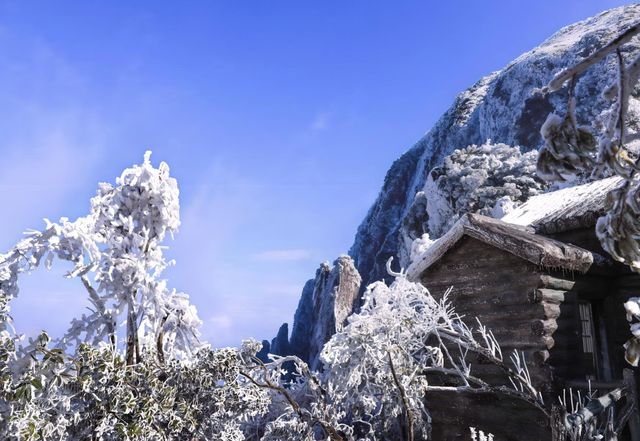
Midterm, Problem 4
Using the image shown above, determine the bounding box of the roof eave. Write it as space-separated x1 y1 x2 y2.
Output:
406 213 594 280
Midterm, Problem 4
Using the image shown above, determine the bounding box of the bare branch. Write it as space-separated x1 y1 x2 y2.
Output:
388 351 415 441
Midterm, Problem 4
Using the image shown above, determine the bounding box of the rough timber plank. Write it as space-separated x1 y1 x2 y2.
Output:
407 213 594 279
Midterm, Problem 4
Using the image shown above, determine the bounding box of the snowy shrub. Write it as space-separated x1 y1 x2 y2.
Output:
192 260 552 441
409 233 434 262
469 427 494 441
424 142 546 238
399 142 546 266
0 332 270 440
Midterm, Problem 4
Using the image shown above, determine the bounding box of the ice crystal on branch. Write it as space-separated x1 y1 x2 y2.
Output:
0 151 203 363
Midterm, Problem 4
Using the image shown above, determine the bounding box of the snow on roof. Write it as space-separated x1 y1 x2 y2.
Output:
406 213 594 280
501 176 623 234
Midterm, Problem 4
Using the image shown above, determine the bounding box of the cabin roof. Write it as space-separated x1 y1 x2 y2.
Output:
501 177 623 234
406 213 594 280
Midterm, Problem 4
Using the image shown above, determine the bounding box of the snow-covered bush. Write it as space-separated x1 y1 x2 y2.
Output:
0 332 270 440
469 427 494 441
399 142 546 266
243 261 547 440
0 151 202 363
424 142 545 237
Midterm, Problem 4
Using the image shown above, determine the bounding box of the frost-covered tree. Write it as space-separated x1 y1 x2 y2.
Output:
0 152 202 364
400 142 546 266
236 260 550 440
425 142 546 238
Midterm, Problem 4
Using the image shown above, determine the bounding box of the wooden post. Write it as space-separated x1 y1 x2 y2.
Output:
623 368 640 441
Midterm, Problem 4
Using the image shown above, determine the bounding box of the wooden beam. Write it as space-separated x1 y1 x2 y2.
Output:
529 289 566 304
623 368 640 441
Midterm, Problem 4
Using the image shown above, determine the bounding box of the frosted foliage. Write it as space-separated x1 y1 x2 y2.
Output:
490 195 516 218
537 111 596 182
409 233 434 262
320 276 443 439
0 151 202 361
315 266 544 439
623 297 640 366
424 142 546 237
0 334 271 440
540 21 640 372
470 427 495 441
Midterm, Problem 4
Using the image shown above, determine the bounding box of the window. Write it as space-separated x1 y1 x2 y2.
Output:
578 302 597 376
577 300 613 381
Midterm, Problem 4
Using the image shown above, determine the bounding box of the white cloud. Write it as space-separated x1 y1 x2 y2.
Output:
251 249 313 262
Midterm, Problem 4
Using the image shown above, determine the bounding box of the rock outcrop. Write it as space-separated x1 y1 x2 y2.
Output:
270 256 362 371
270 323 290 358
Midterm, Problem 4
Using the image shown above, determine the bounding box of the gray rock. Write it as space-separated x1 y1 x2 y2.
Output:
308 256 362 371
288 278 317 362
271 257 362 371
270 323 290 357
255 340 271 363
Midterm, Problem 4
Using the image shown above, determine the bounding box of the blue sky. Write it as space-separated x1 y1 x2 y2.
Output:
0 0 627 347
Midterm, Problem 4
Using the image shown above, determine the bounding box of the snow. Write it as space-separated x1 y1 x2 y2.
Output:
501 176 622 229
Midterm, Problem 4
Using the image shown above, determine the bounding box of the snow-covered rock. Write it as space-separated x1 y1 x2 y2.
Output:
271 256 362 371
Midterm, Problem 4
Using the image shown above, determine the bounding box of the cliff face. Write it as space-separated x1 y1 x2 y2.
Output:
307 256 362 371
274 257 361 370
273 5 640 365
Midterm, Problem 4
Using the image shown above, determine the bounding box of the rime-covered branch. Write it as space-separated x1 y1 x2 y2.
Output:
545 21 640 92
0 152 203 363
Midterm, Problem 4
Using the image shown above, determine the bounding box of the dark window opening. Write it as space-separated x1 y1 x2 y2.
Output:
579 302 597 379
577 299 613 382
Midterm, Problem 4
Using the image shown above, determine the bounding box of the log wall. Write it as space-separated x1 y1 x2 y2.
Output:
417 231 637 440
419 236 553 440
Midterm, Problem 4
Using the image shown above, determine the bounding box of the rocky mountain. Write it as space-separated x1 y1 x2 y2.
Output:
283 256 361 371
270 5 640 365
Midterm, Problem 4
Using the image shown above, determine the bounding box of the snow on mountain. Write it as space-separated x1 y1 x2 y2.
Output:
270 5 640 363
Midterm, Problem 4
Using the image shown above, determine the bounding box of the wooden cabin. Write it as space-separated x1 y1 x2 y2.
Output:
406 177 640 440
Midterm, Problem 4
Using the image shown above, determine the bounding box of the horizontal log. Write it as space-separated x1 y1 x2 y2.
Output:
529 288 566 304
542 302 561 319
533 350 550 365
539 275 576 291
454 303 559 322
489 335 555 351
532 319 558 336
425 279 536 294
540 273 610 290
